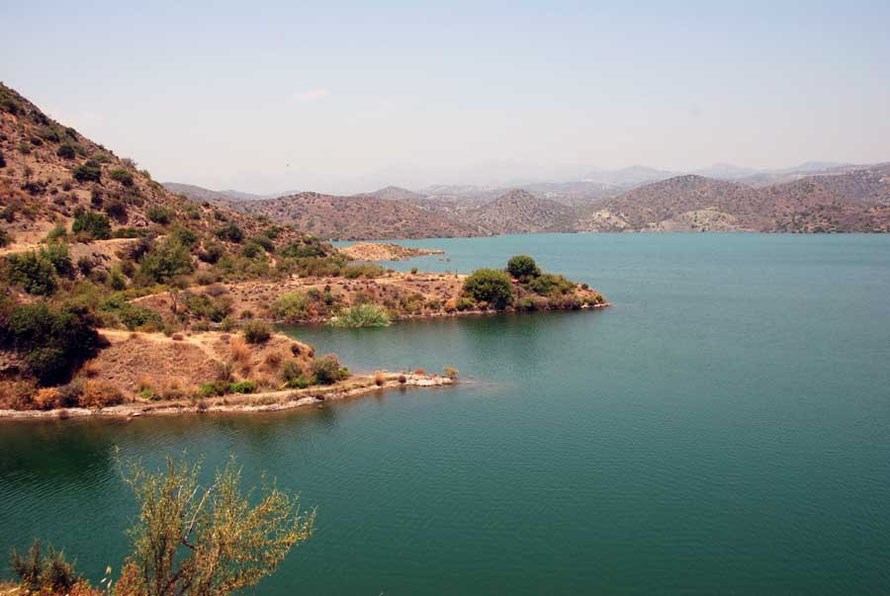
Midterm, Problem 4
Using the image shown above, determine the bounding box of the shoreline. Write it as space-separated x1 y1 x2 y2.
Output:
0 373 454 422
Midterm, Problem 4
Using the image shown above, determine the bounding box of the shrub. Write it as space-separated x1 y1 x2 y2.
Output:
279 241 327 259
41 242 72 277
72 210 111 240
242 320 271 344
110 168 134 186
443 366 459 379
56 143 77 159
0 228 11 247
184 293 232 322
463 268 513 310
6 251 57 295
105 198 128 221
310 354 349 384
81 379 124 408
229 380 257 394
215 223 244 243
200 380 230 397
147 205 173 224
198 242 224 264
328 303 390 328
72 162 101 182
0 300 103 385
11 539 81 593
526 272 574 297
374 371 386 386
279 360 304 388
507 255 540 279
271 292 311 322
137 239 194 284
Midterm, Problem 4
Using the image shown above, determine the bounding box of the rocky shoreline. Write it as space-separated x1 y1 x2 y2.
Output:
0 373 454 421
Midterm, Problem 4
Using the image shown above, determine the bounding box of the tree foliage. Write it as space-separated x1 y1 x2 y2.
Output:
506 255 540 279
117 455 315 595
72 210 112 240
463 268 513 310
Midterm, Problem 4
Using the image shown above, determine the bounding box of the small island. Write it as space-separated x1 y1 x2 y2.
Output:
338 241 444 261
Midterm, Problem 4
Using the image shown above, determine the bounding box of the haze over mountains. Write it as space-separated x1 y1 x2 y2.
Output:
165 161 890 239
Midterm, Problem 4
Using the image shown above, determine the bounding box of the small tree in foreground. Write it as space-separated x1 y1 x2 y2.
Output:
116 454 315 595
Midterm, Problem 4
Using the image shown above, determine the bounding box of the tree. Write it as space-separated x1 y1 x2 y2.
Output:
72 210 112 240
137 239 194 284
507 255 540 279
463 268 513 310
116 455 315 595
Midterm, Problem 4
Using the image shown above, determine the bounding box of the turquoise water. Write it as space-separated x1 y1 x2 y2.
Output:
2 233 890 593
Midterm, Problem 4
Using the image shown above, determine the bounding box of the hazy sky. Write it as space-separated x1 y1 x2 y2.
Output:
5 0 890 194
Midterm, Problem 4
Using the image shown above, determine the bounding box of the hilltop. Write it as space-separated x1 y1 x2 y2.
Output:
577 167 890 233
230 191 486 240
468 189 579 234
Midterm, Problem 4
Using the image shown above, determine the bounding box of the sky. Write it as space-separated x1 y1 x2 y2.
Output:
4 0 890 194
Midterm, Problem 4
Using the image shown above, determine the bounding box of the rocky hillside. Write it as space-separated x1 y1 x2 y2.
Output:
233 191 486 240
576 167 890 233
0 83 322 252
467 189 580 234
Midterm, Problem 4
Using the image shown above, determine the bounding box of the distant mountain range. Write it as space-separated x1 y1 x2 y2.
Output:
164 161 890 239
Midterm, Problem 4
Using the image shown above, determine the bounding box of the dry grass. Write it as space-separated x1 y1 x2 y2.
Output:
229 336 252 374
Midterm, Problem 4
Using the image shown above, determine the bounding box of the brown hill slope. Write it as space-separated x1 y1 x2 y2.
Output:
235 192 486 240
0 83 320 251
468 189 579 234
577 169 890 233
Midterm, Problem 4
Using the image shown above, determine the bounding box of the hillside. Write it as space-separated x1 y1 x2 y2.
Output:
577 168 890 233
0 83 322 254
467 189 580 234
233 191 486 240
162 182 264 206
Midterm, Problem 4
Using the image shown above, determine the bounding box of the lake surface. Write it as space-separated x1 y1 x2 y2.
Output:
2 233 890 594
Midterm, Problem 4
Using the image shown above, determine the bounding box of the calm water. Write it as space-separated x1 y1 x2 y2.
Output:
2 233 889 594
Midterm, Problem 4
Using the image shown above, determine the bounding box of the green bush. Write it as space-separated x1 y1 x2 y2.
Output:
41 242 73 277
507 255 541 279
198 242 224 264
184 293 232 322
10 539 81 594
56 144 77 159
72 161 101 182
242 320 271 344
0 299 103 385
0 228 11 247
463 268 513 310
6 251 57 295
137 239 194 284
147 205 173 224
526 273 574 297
199 380 230 397
109 169 134 187
271 292 311 322
310 354 349 384
215 223 244 243
229 380 257 394
328 304 390 328
279 360 306 388
72 211 111 240
279 240 327 258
